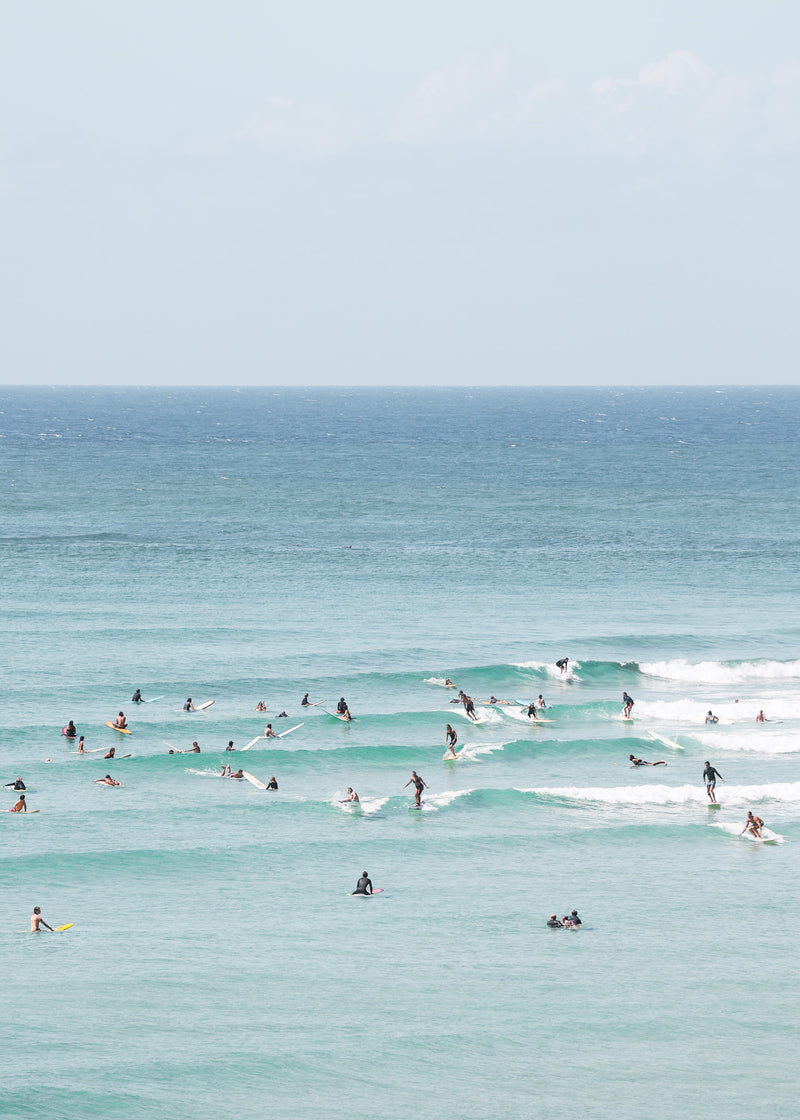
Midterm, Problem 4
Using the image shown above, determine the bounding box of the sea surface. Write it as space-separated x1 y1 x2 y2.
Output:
1 386 798 1119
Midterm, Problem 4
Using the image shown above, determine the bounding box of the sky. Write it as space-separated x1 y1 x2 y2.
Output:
1 0 798 386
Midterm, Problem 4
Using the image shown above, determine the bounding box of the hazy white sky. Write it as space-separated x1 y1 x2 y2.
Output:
1 1 798 385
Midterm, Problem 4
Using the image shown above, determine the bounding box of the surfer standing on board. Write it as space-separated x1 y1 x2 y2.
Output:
404 771 428 807
740 811 764 838
445 725 458 758
703 761 724 803
463 695 478 722
556 658 569 675
622 693 634 718
523 701 538 720
629 754 666 767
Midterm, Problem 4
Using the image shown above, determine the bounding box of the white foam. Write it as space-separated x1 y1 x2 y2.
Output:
517 782 800 807
513 660 580 681
640 658 800 685
451 707 503 725
335 795 388 814
424 677 453 688
420 789 473 811
694 729 800 755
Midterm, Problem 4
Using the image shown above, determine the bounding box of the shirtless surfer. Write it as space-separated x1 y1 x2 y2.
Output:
340 787 360 803
629 754 666 767
113 712 127 729
31 907 54 932
740 811 764 838
94 775 122 786
7 794 27 812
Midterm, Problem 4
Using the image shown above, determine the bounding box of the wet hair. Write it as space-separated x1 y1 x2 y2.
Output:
362 871 368 877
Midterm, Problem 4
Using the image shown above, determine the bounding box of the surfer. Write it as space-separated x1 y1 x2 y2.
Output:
756 710 769 723
5 777 25 790
445 724 458 758
95 775 121 786
537 695 547 709
403 771 429 807
103 747 116 760
264 724 277 738
546 914 562 928
352 872 373 896
567 910 582 926
226 741 235 751
703 761 724 803
337 698 351 721
183 698 196 711
523 701 538 720
740 810 764 838
629 754 666 766
77 737 85 754
113 712 127 729
340 787 359 803
556 658 569 675
8 794 27 812
188 742 200 753
463 696 478 722
444 679 455 688
705 711 719 724
63 720 77 739
266 776 278 790
131 689 143 703
31 907 53 933
622 693 634 718
254 701 267 711
224 768 244 779
277 711 288 718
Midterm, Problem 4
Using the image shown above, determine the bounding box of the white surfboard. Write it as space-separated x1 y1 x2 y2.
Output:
143 696 165 703
646 730 686 751
277 723 303 738
241 771 267 790
443 750 463 760
240 736 263 751
195 700 215 711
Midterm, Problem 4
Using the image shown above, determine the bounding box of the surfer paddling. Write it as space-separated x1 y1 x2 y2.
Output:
445 725 458 758
95 775 122 786
30 907 54 932
556 658 569 675
703 761 724 803
629 754 666 767
403 771 428 807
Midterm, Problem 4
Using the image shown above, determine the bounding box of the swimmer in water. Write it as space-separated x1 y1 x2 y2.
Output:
629 754 667 767
352 872 372 896
445 724 458 758
537 695 547 709
103 747 116 760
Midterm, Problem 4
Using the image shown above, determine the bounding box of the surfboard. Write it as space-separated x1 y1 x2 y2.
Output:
106 722 131 734
707 803 722 809
646 730 685 751
5 809 40 813
241 771 267 790
351 887 384 896
195 700 215 711
327 710 353 722
54 923 73 931
143 696 165 703
443 750 463 760
69 748 105 754
240 737 263 751
277 723 303 738
116 754 132 760
742 833 776 844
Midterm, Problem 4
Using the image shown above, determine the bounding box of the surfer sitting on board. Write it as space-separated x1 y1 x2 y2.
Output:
740 811 764 838
629 755 666 767
5 777 25 790
622 693 634 718
537 695 547 708
226 741 235 751
337 698 352 721
301 693 310 706
77 737 85 753
95 775 121 786
183 698 196 711
131 689 143 703
266 777 278 789
8 794 27 812
352 872 372 895
404 771 428 807
703 761 724 803
63 720 77 739
705 711 719 724
254 701 267 711
445 725 458 758
31 907 53 932
264 724 277 738
340 787 359 803
113 712 127 729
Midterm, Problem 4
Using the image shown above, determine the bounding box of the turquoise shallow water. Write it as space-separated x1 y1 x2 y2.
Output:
1 387 799 1119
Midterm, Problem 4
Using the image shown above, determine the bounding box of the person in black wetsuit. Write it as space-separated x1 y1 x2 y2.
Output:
266 776 278 790
567 910 582 926
301 693 310 706
352 872 372 895
556 658 569 675
5 777 25 790
523 701 538 720
703 761 724 803
547 914 562 928
131 689 143 703
445 725 458 758
622 692 634 718
183 699 195 711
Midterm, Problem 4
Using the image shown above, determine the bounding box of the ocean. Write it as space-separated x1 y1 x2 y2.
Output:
1 386 798 1119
